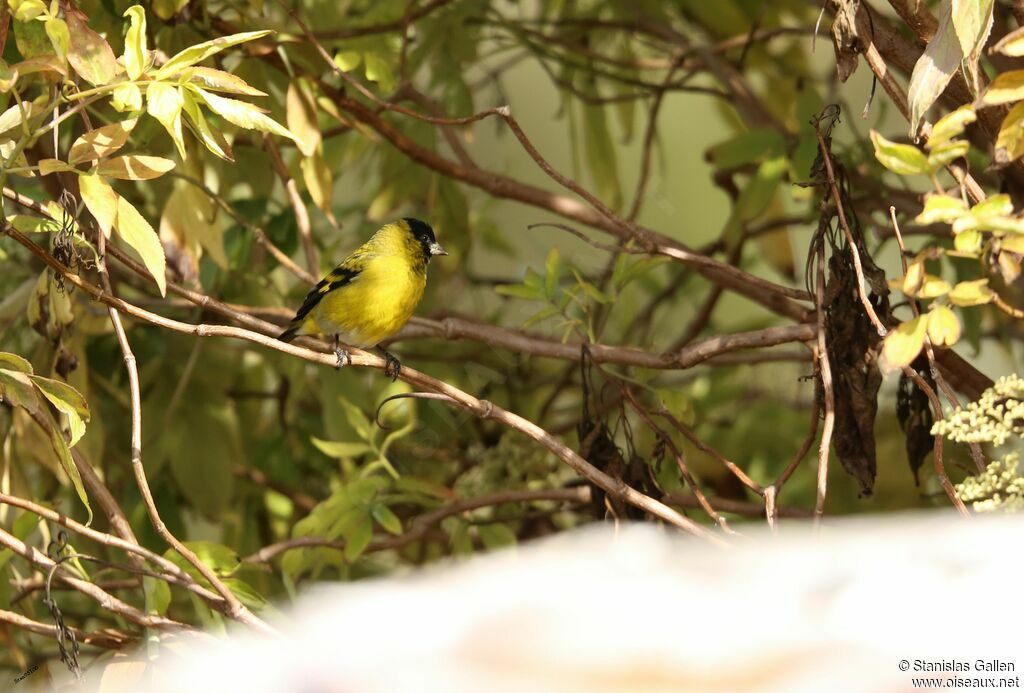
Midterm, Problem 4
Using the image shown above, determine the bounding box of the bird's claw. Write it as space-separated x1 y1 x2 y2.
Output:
334 346 351 370
382 351 401 381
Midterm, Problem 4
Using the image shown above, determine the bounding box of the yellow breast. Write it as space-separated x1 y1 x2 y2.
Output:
310 255 426 348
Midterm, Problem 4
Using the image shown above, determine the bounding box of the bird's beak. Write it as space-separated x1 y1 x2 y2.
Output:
429 241 448 256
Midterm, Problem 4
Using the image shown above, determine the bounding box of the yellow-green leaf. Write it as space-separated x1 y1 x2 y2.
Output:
993 25 1024 56
971 194 1013 218
153 0 189 20
948 278 994 306
186 67 266 96
0 352 33 374
300 149 334 224
122 6 148 81
29 375 89 446
66 10 118 86
928 105 976 148
907 1 963 135
926 139 969 169
954 228 983 255
155 30 272 80
191 87 295 142
902 260 924 296
115 195 167 296
146 82 186 159
917 274 952 299
996 101 1024 163
37 158 78 176
1001 232 1024 254
916 194 967 224
870 130 929 175
880 316 928 374
112 83 143 112
48 421 92 525
0 368 37 409
927 305 961 346
79 173 118 237
334 51 361 71
69 118 137 165
982 69 1024 105
13 0 46 22
363 52 396 93
44 18 69 63
287 79 320 157
96 155 175 180
181 91 233 161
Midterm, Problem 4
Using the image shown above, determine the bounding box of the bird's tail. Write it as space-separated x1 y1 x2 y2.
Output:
277 325 299 342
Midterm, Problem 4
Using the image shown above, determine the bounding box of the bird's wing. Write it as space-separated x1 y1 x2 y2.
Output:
287 264 361 326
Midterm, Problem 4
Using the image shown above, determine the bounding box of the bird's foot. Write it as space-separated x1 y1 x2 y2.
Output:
380 349 401 381
333 346 351 370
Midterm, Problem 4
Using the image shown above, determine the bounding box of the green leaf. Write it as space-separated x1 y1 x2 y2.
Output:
363 52 396 93
165 541 240 579
143 576 171 616
926 139 969 169
343 512 373 562
338 397 373 440
122 6 148 81
155 30 273 79
477 523 517 550
879 316 928 374
311 438 372 459
69 118 137 165
544 247 561 300
65 10 118 86
706 129 786 169
147 82 187 159
954 228 983 255
334 51 362 71
287 79 320 157
116 194 167 296
495 283 546 301
916 194 967 224
96 155 176 180
736 155 786 221
971 194 1013 218
916 274 951 299
44 18 69 63
907 1 963 135
581 101 621 210
0 352 33 373
870 130 929 175
370 504 402 535
48 422 92 525
190 87 296 142
0 368 38 409
28 375 89 446
153 0 189 21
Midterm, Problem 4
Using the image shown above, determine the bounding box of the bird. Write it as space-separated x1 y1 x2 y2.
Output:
277 218 447 379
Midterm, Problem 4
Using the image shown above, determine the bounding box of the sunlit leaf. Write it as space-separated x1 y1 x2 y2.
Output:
155 30 272 79
44 18 69 63
112 83 143 113
907 1 962 135
948 278 994 306
181 91 233 161
880 316 928 374
187 67 266 96
29 375 90 446
97 155 175 180
116 194 167 296
79 173 118 237
287 78 320 157
869 130 928 175
916 194 967 224
926 139 969 169
65 9 118 86
122 6 148 81
993 25 1024 56
69 118 137 165
190 87 296 142
146 82 186 159
927 305 961 346
950 0 994 94
311 438 372 459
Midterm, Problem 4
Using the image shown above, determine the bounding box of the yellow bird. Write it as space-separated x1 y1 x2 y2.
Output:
278 218 447 378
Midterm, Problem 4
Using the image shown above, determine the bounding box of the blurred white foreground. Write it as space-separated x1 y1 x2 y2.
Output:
84 513 1023 692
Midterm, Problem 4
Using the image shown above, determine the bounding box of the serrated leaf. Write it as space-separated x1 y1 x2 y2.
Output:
0 352 33 373
927 305 961 346
190 87 296 142
181 91 233 161
29 375 89 446
948 278 994 306
870 130 929 175
65 9 118 86
69 118 137 165
79 173 118 237
155 30 272 79
116 195 167 296
880 316 928 374
187 67 266 96
96 155 175 180
122 6 148 80
147 82 186 159
916 194 967 224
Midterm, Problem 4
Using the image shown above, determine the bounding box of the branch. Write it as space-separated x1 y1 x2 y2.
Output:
0 609 130 650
